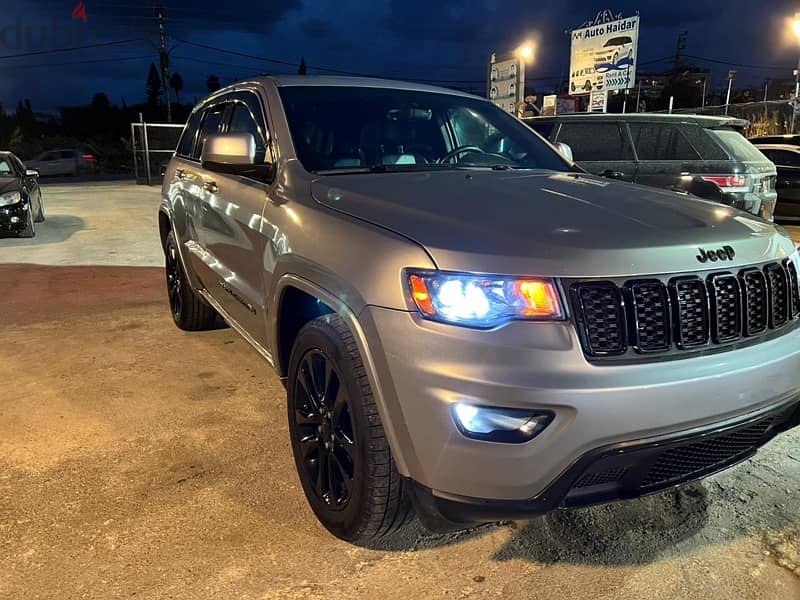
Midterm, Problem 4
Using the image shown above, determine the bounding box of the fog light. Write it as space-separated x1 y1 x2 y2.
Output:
452 403 553 444
10 216 19 224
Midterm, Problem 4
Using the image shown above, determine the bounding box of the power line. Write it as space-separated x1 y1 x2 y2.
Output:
0 38 142 61
0 55 152 70
684 54 792 72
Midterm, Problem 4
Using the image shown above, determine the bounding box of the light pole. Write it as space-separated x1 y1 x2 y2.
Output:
791 14 800 132
515 42 535 116
725 70 736 116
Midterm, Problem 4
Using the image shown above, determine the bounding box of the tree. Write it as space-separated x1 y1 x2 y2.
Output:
298 57 307 75
170 72 184 105
206 74 221 93
146 63 161 106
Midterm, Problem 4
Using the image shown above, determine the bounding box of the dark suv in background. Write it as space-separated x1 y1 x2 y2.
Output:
526 114 777 220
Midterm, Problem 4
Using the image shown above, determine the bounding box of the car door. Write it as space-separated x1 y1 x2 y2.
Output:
763 149 800 221
32 152 55 176
170 102 229 287
199 91 274 344
554 121 636 181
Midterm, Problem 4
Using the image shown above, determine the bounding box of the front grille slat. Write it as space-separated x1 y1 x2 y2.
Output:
572 260 795 361
764 263 789 328
786 259 800 318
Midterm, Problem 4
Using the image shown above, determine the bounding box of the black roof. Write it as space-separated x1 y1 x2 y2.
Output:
524 113 748 130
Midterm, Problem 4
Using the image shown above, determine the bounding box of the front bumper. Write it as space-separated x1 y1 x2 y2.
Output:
359 307 800 503
412 396 799 524
0 202 27 232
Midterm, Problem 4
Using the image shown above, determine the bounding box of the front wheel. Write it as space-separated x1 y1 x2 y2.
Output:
34 194 46 223
18 206 34 238
287 315 414 542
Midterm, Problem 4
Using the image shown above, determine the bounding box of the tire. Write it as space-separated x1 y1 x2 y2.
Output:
287 315 414 543
18 206 34 238
164 230 217 331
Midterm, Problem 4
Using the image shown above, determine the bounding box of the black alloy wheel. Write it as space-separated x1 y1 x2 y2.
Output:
293 348 357 509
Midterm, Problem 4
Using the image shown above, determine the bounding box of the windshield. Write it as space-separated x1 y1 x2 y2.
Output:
708 129 770 163
278 86 572 174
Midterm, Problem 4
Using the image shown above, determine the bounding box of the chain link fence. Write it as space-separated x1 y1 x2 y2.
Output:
131 122 185 185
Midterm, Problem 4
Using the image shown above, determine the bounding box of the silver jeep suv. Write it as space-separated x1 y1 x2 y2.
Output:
159 76 800 543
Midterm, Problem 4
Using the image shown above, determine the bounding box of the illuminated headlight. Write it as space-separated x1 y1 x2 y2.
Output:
407 270 564 328
0 191 21 207
452 403 553 444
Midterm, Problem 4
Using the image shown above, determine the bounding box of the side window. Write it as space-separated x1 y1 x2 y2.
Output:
61 150 76 159
176 110 204 158
764 150 800 167
0 159 12 175
680 125 727 160
629 123 701 161
193 104 228 160
228 102 273 165
556 122 634 162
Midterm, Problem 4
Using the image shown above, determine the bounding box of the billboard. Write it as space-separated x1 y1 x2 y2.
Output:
569 15 639 95
488 54 525 115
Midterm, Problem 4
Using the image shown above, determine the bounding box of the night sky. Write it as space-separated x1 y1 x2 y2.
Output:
3 0 800 112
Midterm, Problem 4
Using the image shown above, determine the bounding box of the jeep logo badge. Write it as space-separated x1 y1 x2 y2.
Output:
696 246 736 263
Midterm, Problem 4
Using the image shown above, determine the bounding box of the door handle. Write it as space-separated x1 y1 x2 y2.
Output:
600 170 625 180
175 168 185 179
203 181 218 193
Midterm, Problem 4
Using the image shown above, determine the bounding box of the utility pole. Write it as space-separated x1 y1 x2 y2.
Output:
156 7 172 123
674 31 688 71
725 70 737 116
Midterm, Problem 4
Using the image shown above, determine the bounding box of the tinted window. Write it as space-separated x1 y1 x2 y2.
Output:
0 159 13 175
194 104 227 160
555 122 634 162
60 150 76 159
278 86 570 173
629 123 701 161
228 102 273 165
762 149 800 167
708 129 769 163
177 110 204 157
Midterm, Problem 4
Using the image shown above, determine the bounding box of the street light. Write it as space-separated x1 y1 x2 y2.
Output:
515 42 535 63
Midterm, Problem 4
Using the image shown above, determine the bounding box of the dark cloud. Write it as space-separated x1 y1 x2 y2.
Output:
1 0 800 111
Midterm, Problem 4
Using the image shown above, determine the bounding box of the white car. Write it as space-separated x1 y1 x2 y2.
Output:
26 149 97 177
594 36 634 69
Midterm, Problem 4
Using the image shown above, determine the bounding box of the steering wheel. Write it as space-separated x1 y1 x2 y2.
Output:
437 145 486 164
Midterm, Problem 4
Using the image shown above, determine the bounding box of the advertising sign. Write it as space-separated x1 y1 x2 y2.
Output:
589 90 608 113
542 95 557 116
488 53 525 115
569 15 639 95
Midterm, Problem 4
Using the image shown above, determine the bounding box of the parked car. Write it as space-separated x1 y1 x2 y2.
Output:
160 76 800 543
526 113 778 220
26 149 97 177
0 151 45 237
753 143 800 222
749 134 800 147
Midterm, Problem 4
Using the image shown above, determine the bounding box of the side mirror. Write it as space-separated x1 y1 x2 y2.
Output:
555 142 574 163
201 133 274 180
25 169 39 178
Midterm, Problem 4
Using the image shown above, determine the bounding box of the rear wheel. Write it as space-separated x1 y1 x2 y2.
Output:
287 315 414 542
164 230 217 331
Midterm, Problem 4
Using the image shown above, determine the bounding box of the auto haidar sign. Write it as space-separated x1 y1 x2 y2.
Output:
569 15 639 95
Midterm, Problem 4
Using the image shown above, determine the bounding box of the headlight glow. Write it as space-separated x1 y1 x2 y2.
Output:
0 191 21 207
408 270 564 328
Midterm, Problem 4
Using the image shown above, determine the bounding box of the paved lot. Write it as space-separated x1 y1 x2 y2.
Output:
0 183 799 599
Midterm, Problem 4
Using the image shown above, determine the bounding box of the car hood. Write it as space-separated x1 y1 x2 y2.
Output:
0 177 20 195
311 170 796 277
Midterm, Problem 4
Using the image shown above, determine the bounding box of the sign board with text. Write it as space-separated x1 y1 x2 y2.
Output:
569 15 639 95
488 53 525 115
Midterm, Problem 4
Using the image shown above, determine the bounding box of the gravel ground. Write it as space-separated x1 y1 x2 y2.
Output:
0 183 798 599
